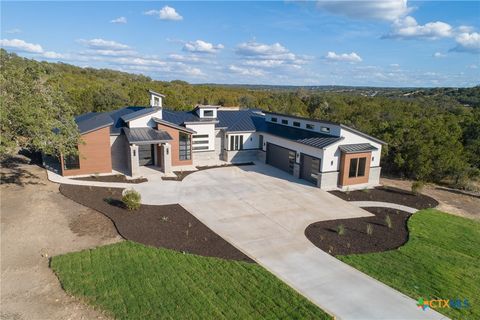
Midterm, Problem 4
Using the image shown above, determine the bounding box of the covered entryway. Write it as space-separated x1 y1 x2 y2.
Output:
266 143 295 174
300 153 321 184
138 144 154 166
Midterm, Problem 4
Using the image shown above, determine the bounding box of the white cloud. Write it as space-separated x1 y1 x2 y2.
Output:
452 32 480 53
78 38 131 50
235 41 308 70
316 0 411 21
468 64 478 69
0 38 43 53
110 17 127 24
390 63 400 67
5 28 21 34
385 16 453 39
236 41 289 56
433 52 446 58
325 51 362 62
183 40 224 53
228 65 265 77
144 6 183 21
42 51 64 59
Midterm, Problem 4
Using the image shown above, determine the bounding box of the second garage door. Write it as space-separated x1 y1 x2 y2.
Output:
266 143 295 174
300 153 321 184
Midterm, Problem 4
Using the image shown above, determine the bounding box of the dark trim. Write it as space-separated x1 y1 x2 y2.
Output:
263 111 339 126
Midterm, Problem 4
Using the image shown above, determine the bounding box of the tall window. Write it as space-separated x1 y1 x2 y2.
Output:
348 157 366 178
230 135 244 150
64 154 80 170
179 132 191 160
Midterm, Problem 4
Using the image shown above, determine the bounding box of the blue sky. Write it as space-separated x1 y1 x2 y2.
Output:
2 1 479 87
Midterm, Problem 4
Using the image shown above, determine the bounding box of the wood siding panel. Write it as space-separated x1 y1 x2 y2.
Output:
61 127 112 176
338 151 371 186
156 123 193 166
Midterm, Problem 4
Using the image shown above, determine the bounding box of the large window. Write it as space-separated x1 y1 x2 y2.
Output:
230 135 244 150
179 132 191 160
192 134 209 151
203 110 214 117
63 154 80 170
348 157 367 178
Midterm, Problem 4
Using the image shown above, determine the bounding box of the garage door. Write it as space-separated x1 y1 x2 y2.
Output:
138 144 154 166
266 143 295 174
300 153 321 184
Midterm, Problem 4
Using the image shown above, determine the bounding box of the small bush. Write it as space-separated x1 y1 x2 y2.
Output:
361 187 371 193
385 215 392 229
337 224 346 236
366 223 374 235
411 181 424 194
122 189 141 211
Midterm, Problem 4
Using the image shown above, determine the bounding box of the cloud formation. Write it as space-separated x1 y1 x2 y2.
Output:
183 40 224 53
0 38 43 53
385 16 453 39
325 51 362 62
78 38 130 50
144 6 183 21
452 31 480 53
110 17 127 24
235 41 308 69
5 28 21 34
228 65 265 77
316 0 411 21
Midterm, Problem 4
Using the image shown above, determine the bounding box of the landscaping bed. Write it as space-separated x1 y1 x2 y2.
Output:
73 174 147 184
51 241 331 319
161 162 255 181
330 186 438 209
305 207 411 255
59 184 253 263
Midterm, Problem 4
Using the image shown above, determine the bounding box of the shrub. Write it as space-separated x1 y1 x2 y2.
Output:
337 224 346 236
122 189 141 211
411 181 424 195
366 223 374 235
361 187 371 193
385 215 392 229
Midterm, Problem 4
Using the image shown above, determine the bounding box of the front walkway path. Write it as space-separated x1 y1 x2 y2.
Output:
350 201 419 213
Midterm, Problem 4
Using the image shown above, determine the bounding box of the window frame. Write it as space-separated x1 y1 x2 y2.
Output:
63 154 80 170
293 121 301 127
306 123 314 130
271 117 278 123
348 157 367 178
179 132 191 160
281 119 288 125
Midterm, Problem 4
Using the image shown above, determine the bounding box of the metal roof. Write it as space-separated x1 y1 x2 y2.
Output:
123 127 172 145
121 107 160 123
339 143 378 153
153 117 197 134
258 122 343 149
75 112 114 135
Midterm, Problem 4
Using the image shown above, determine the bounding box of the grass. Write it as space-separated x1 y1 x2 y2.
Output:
338 209 480 320
51 241 331 320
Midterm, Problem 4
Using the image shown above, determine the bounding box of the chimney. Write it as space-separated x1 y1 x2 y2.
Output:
148 90 164 108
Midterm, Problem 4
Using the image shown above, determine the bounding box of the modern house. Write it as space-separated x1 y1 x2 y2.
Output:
60 90 385 190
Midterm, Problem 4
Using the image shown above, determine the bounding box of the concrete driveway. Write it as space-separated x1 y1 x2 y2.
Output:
135 164 446 320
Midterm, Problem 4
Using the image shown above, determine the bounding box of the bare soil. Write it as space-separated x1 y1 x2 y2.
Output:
381 177 480 220
1 155 122 320
59 184 253 263
305 208 411 256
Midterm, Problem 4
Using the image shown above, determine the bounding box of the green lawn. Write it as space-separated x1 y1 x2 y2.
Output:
338 209 480 320
51 241 331 319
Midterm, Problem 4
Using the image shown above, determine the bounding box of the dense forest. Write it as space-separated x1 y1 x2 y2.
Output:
1 49 479 188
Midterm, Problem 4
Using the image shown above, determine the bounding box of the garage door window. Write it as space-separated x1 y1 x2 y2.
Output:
349 157 366 178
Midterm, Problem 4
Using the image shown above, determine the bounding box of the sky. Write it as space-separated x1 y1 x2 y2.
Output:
1 1 479 87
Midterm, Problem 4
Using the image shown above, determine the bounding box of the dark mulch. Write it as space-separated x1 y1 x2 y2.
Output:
161 162 255 181
59 184 253 263
330 186 438 210
73 174 147 184
305 207 411 256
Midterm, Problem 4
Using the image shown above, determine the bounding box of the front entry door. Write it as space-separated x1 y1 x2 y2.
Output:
138 144 154 166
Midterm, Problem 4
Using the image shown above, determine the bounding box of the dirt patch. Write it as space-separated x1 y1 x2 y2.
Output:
59 184 253 263
73 174 147 184
305 208 411 256
330 186 438 210
381 177 480 220
161 162 255 181
1 157 120 320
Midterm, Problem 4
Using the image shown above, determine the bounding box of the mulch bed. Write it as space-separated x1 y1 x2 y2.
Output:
73 174 147 184
305 207 412 256
161 162 255 181
330 186 438 210
59 184 253 263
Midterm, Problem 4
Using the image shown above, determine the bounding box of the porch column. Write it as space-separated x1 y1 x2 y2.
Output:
162 142 172 174
129 144 140 177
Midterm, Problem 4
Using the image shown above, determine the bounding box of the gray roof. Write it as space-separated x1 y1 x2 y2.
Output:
258 122 343 149
121 107 160 123
339 143 378 153
75 112 114 134
123 127 172 145
153 118 196 134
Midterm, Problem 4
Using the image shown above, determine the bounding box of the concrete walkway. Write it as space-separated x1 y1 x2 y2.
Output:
47 169 137 188
350 201 419 214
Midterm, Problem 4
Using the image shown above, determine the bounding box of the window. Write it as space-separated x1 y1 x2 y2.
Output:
153 96 161 106
293 121 301 127
281 119 288 125
348 157 367 178
193 134 209 139
203 110 214 117
64 154 80 170
230 135 244 150
271 117 277 122
258 134 264 149
193 145 209 151
320 126 330 133
306 124 314 130
193 140 209 144
179 132 191 160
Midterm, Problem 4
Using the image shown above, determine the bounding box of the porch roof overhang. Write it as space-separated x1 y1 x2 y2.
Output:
123 127 173 145
338 143 378 154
